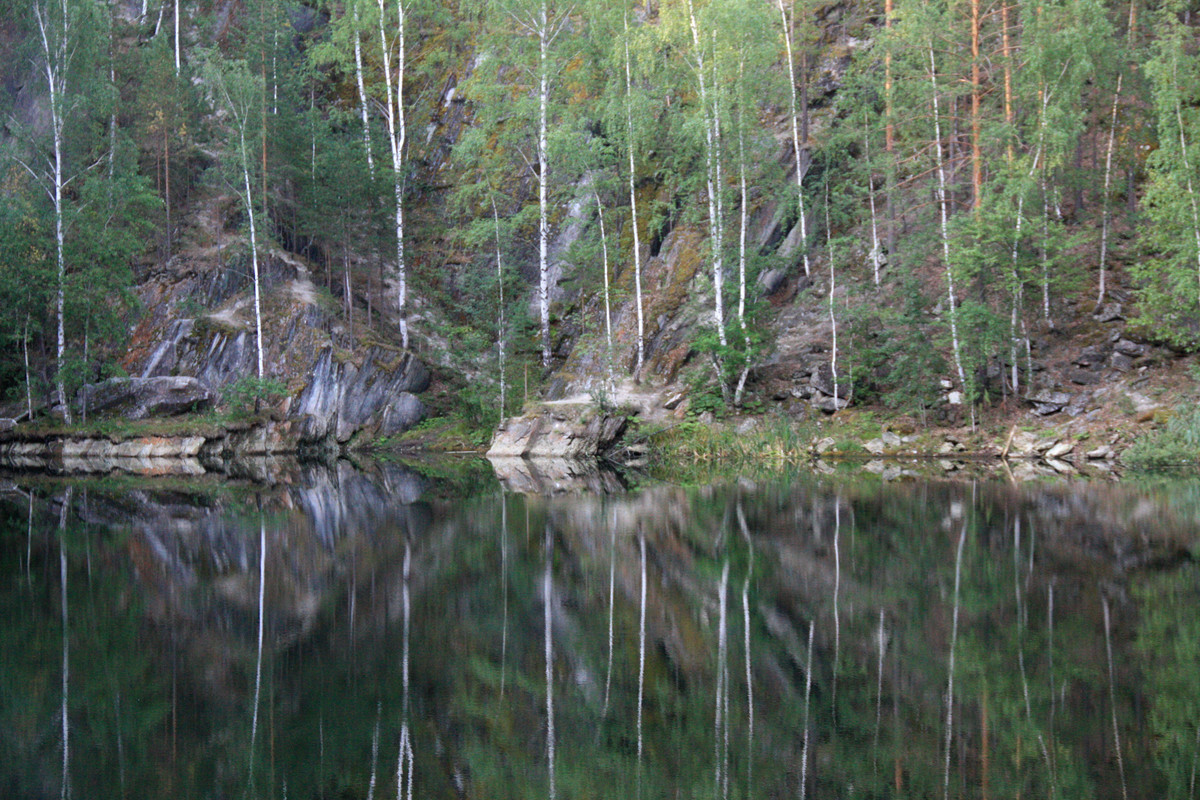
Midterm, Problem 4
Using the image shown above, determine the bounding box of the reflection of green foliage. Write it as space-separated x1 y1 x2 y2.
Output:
1138 564 1200 798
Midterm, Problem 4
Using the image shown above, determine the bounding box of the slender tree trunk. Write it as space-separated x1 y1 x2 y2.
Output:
174 0 180 74
776 0 810 275
354 1 376 178
970 0 982 210
239 126 265 380
492 197 507 416
595 191 614 391
686 0 727 369
624 12 645 375
826 187 840 409
377 0 410 349
734 63 751 406
865 117 883 285
1097 74 1123 310
23 316 33 420
537 1 551 366
884 0 896 260
37 0 72 424
929 43 969 398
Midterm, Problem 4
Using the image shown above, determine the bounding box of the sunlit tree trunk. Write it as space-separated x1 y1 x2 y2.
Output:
1103 596 1129 800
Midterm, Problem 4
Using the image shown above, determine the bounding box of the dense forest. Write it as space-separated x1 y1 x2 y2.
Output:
1 0 1198 430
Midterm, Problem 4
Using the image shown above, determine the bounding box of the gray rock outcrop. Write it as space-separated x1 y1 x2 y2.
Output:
78 376 215 419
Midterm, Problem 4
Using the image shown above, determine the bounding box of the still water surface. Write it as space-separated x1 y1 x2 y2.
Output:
1 461 1198 799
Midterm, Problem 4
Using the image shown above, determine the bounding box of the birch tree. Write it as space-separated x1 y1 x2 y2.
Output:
1133 0 1200 349
455 0 578 369
203 52 267 380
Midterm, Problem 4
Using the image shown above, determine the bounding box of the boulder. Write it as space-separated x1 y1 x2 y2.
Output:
78 376 215 419
1028 390 1072 416
1045 441 1074 459
1073 345 1108 367
1093 303 1124 322
1114 339 1145 357
757 268 788 297
0 418 14 433
1069 370 1101 386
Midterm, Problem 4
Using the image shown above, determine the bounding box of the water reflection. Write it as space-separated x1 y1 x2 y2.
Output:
1 464 1197 799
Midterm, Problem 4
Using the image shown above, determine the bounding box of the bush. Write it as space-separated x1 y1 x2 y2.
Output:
1125 406 1200 469
223 375 287 415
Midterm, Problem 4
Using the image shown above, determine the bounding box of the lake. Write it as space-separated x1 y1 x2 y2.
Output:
1 459 1197 799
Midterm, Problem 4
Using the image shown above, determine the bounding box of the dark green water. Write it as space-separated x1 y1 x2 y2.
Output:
1 462 1198 799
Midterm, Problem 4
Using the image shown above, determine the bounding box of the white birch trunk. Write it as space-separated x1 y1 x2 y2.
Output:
776 0 810 276
537 1 551 367
686 0 726 351
929 44 968 397
174 0 180 74
595 192 614 391
827 192 840 408
377 0 409 349
353 1 376 178
239 126 266 381
624 12 645 374
493 198 507 416
36 1 73 424
734 71 751 407
1097 74 1122 310
865 119 883 285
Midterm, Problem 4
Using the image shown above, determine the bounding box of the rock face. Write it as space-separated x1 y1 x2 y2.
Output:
78 376 215 419
126 254 431 444
487 403 628 459
293 348 430 443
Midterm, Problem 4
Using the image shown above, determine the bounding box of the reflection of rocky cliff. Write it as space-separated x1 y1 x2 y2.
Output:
3 470 1196 798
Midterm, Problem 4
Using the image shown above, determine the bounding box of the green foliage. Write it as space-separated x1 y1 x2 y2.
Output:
1125 405 1200 468
222 375 287 415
